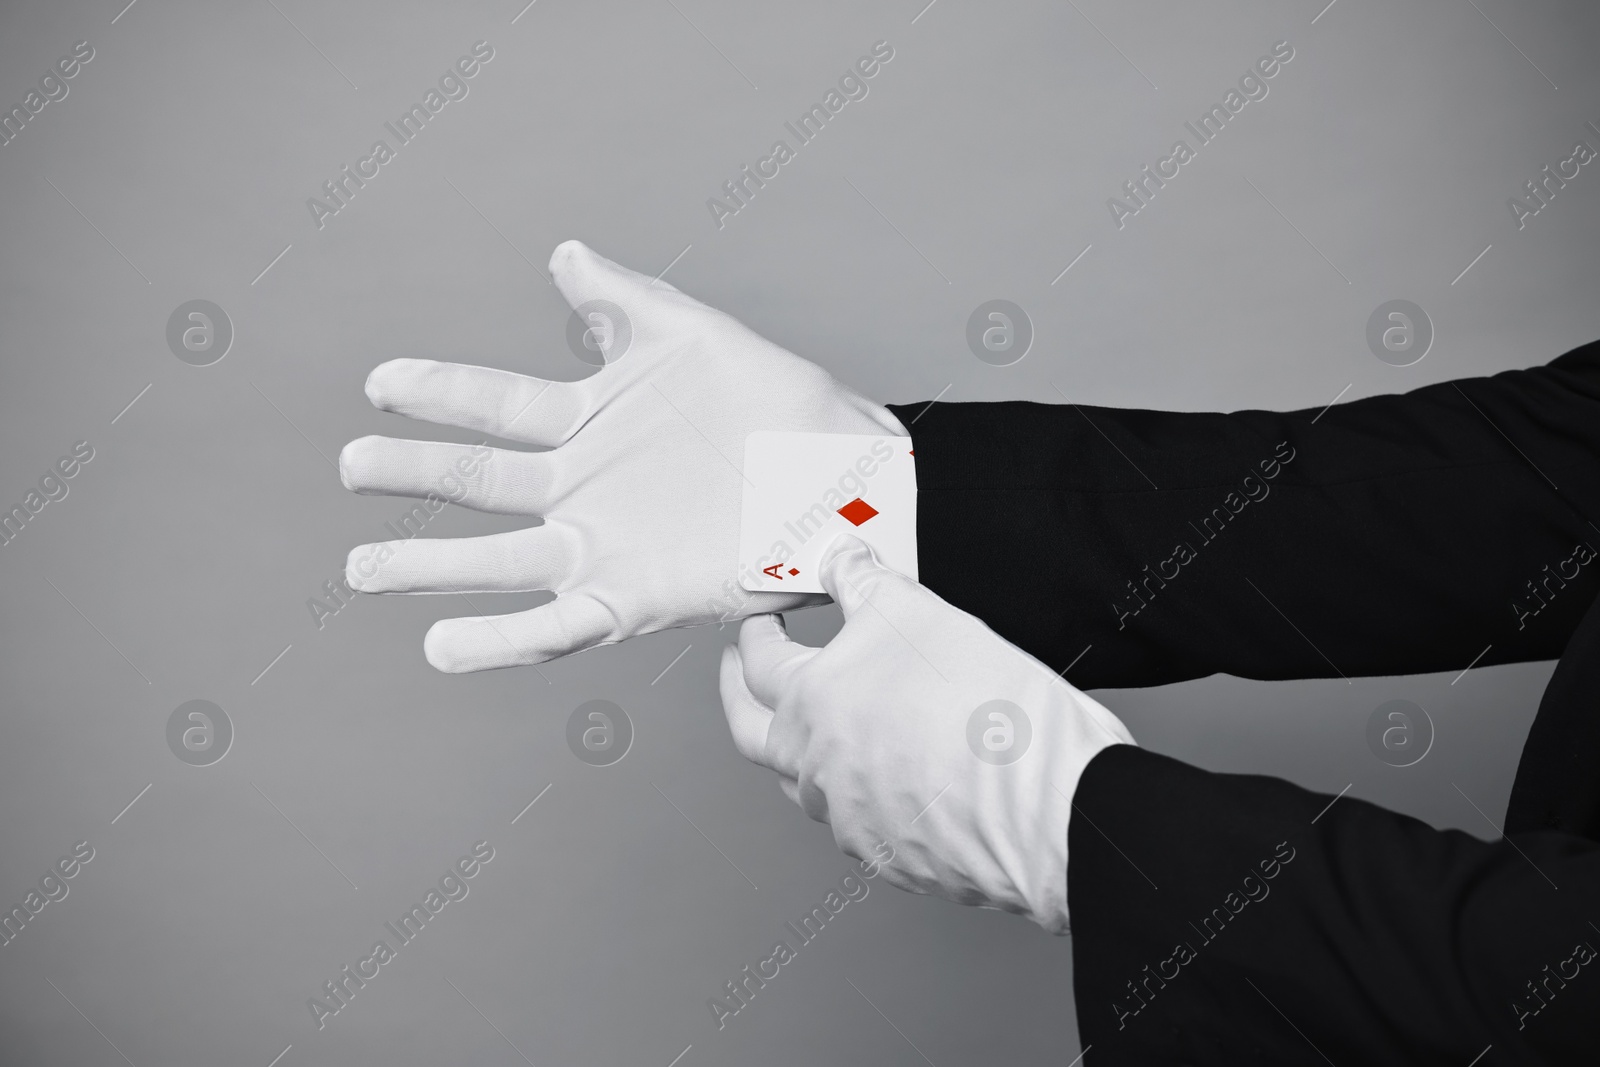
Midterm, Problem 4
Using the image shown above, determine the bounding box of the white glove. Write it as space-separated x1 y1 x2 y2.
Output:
340 240 906 672
720 535 1136 934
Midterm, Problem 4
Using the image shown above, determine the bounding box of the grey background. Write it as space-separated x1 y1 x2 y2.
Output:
1 0 1597 1063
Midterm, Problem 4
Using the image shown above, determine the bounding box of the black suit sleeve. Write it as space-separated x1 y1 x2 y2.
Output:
888 340 1600 689
1067 743 1600 1065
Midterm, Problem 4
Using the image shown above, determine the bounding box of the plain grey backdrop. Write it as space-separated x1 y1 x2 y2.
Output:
2 0 1598 1064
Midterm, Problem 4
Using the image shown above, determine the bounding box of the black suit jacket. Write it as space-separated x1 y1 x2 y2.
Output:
888 339 1600 1065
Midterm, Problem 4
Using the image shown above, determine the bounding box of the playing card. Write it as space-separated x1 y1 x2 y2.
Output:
738 431 917 593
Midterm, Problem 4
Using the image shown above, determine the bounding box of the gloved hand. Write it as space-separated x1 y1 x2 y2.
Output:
340 240 906 672
720 535 1136 934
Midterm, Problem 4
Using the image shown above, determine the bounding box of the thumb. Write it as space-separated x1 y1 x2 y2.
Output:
818 534 902 620
548 239 679 314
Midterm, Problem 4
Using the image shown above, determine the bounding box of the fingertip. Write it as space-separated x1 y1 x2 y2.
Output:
818 533 878 609
344 545 372 592
423 619 471 673
741 612 787 639
337 435 381 492
548 239 589 278
737 612 788 659
360 358 416 409
820 532 873 569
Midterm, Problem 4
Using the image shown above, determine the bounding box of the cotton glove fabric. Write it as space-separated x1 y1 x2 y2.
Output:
720 535 1136 934
341 240 907 672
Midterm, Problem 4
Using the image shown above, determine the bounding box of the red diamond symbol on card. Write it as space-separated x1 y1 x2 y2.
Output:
788 568 799 576
837 498 879 526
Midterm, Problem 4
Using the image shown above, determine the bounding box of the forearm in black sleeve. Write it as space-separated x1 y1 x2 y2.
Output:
888 340 1600 688
1067 744 1600 1065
